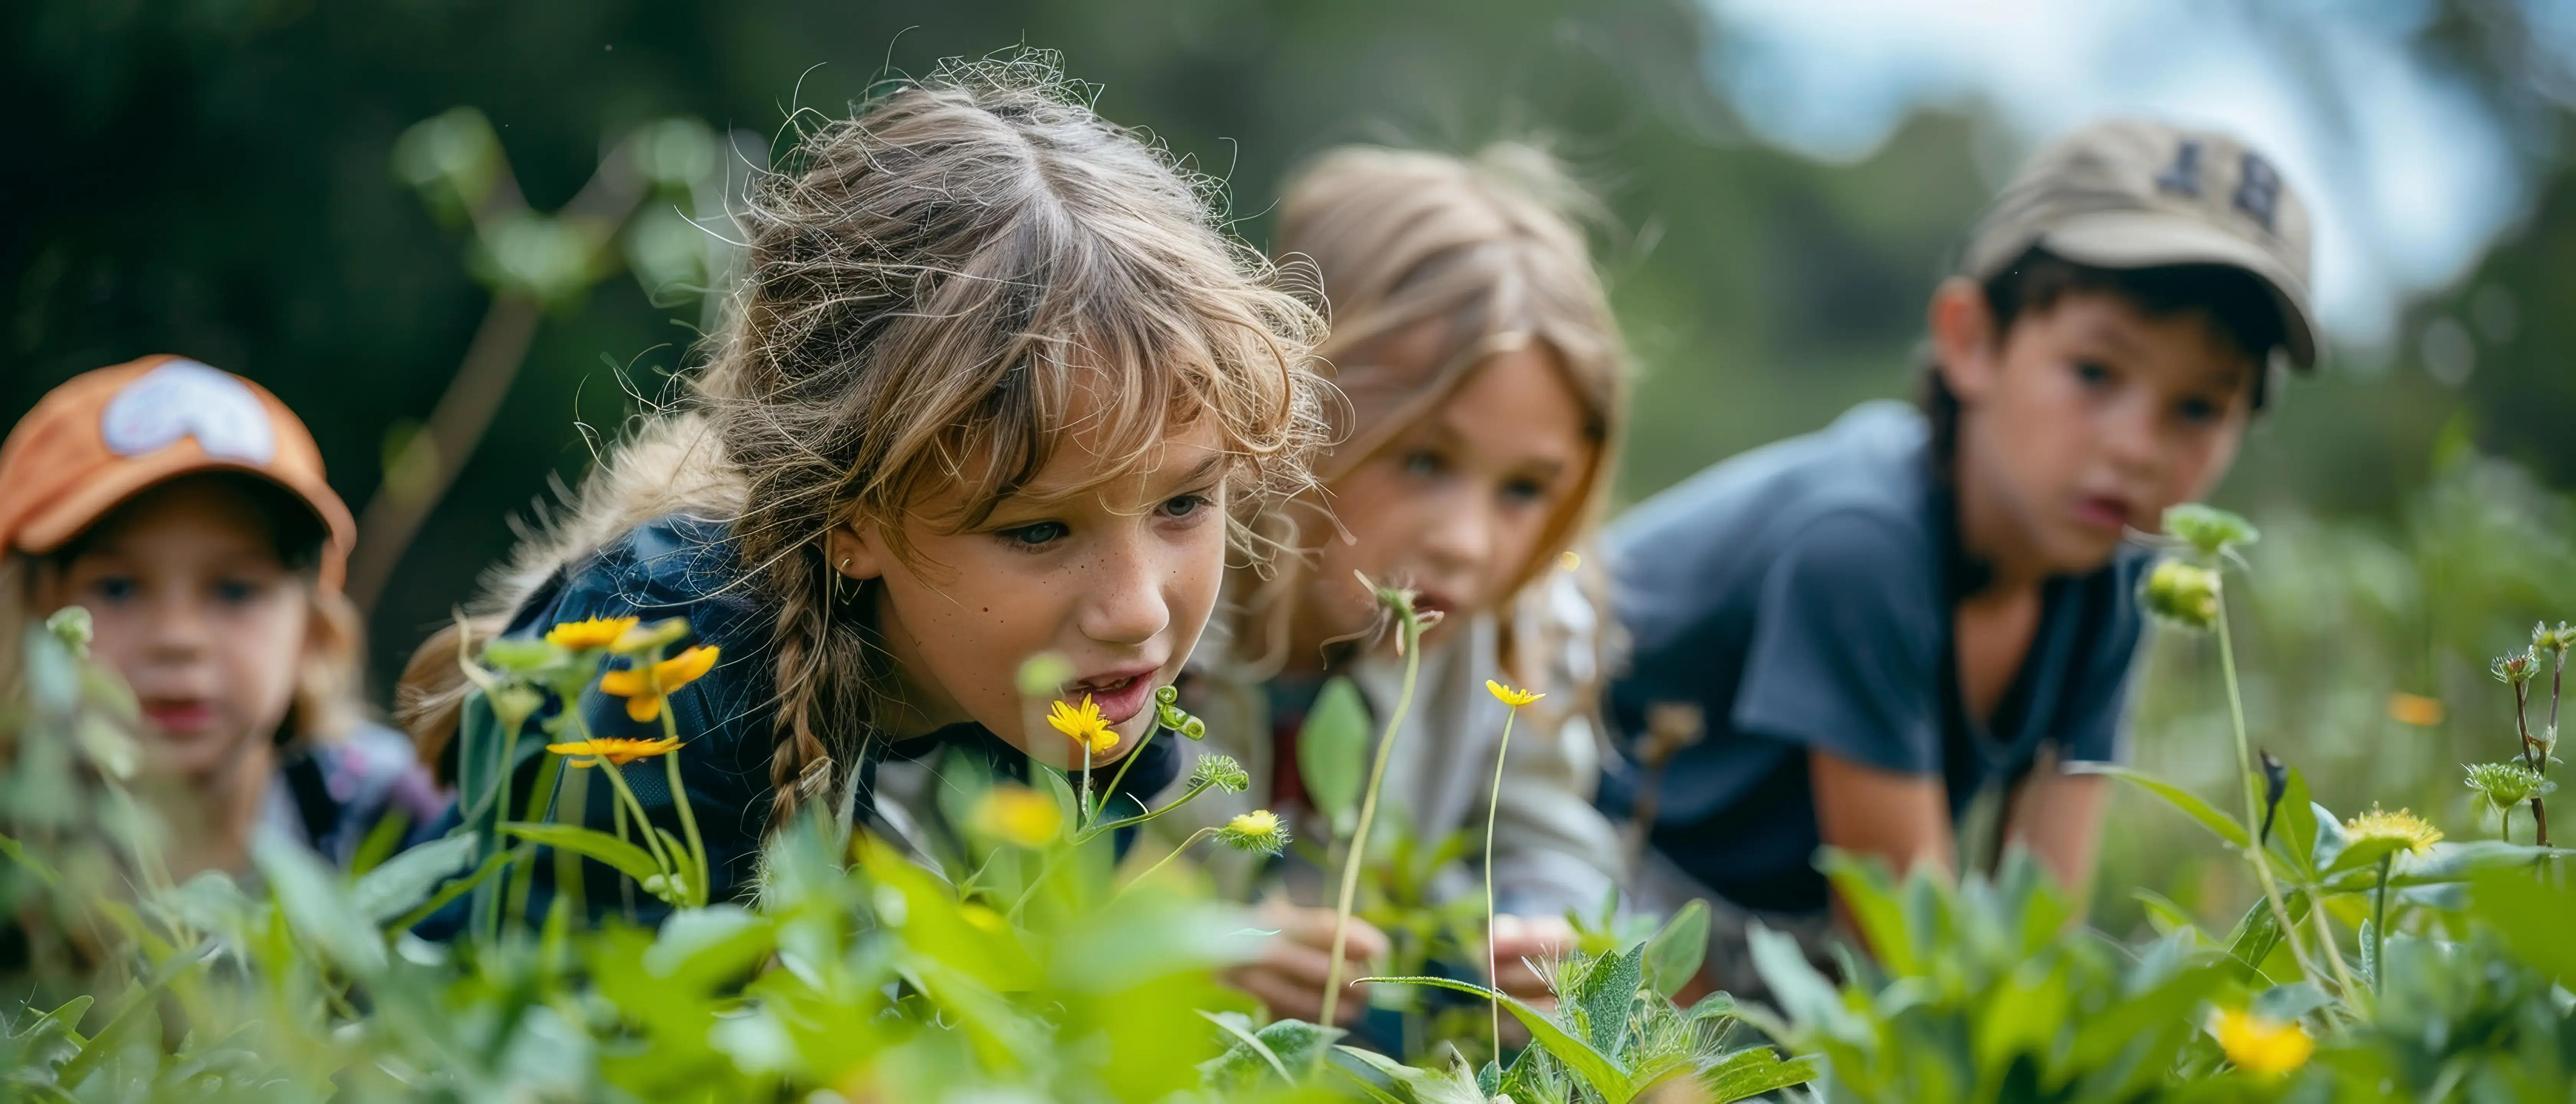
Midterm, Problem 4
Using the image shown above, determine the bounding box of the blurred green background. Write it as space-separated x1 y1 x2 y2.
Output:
8 0 2574 930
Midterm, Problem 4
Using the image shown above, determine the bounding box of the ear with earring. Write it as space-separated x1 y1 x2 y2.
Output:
832 556 859 606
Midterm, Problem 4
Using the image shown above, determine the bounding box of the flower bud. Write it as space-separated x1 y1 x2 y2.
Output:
2491 648 2538 686
2141 559 2220 630
2464 760 2554 810
1191 753 1251 794
2162 503 2259 557
43 607 92 656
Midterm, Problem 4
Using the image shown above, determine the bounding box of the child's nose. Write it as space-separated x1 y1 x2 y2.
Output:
1077 532 1173 646
143 591 215 659
1418 493 1496 577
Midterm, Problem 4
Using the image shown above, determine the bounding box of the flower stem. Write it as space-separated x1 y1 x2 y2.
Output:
1094 720 1162 824
659 708 709 906
1122 827 1215 889
1317 603 1424 1045
1075 779 1216 842
593 755 677 887
2371 854 2392 996
2215 586 2321 985
1482 703 1521 1060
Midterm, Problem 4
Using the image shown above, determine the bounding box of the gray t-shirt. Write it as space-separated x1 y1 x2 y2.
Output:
1598 401 2146 913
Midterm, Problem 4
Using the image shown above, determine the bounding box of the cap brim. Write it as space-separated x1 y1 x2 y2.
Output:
2038 212 2321 370
15 448 356 593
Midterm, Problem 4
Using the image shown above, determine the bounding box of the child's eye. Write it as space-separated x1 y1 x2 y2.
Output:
997 521 1070 550
213 578 269 605
2072 361 2113 388
1399 450 1446 478
1158 493 1211 519
84 576 137 604
2176 396 2222 425
1499 477 1551 507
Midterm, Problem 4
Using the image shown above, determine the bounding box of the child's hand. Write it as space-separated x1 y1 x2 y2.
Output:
1486 913 1574 1005
1223 900 1387 1025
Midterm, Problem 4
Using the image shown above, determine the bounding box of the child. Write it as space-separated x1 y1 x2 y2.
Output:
1146 145 1630 1025
397 54 1326 923
0 356 441 877
1601 119 2320 992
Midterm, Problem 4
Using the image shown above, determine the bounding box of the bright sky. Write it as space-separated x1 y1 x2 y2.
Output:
1699 0 2573 347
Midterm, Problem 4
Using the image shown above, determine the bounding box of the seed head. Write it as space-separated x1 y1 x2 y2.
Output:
2492 648 2539 686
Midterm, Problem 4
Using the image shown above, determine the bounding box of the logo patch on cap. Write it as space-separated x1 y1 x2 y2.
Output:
100 360 276 464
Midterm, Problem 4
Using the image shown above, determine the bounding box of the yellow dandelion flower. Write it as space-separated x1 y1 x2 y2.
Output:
1485 680 1544 708
545 616 639 651
545 736 682 767
1046 695 1119 755
598 645 720 723
971 785 1063 848
1216 809 1290 854
2344 805 2443 855
2213 1007 2313 1075
2386 692 2445 727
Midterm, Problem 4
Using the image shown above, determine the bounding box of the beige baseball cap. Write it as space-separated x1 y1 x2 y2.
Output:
1963 118 2320 370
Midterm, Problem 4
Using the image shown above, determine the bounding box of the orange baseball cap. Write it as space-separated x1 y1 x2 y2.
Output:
0 355 356 591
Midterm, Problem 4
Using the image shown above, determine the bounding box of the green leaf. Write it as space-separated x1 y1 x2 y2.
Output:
2078 765 2249 848
2270 770 2318 879
251 834 387 977
1576 943 1646 1053
2469 867 2576 982
2252 981 2331 1022
1748 922 1858 1041
1697 1046 1821 1104
501 821 662 884
0 831 61 890
1360 975 1635 1103
1332 1047 1488 1104
2131 888 2198 938
350 831 479 924
1818 850 1917 975
1297 676 1370 830
1198 1011 1295 1087
2322 835 2412 876
1644 899 1710 997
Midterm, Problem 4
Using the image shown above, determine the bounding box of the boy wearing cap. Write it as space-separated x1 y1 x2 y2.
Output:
1600 120 2319 988
0 356 440 879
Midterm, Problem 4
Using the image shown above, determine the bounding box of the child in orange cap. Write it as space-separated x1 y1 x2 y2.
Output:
0 356 440 879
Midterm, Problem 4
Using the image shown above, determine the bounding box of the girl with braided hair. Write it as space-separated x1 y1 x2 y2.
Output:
398 51 1326 925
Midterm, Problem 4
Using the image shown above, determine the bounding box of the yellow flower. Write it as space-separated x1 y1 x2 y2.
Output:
2213 1007 2313 1075
1558 550 1582 572
2344 805 2443 855
1046 695 1119 755
2386 692 2445 727
598 645 720 722
545 736 681 767
545 616 639 651
971 785 1063 847
1485 680 1544 708
1216 809 1290 855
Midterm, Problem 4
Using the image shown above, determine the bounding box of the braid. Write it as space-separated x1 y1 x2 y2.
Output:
761 545 850 831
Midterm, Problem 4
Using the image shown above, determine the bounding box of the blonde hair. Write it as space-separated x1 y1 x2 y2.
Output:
1247 143 1630 678
404 51 1328 829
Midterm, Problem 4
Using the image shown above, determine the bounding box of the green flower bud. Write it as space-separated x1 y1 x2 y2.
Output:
44 606 92 656
1155 684 1180 706
1191 753 1251 794
2464 760 2554 810
2162 503 2259 557
2141 559 2221 631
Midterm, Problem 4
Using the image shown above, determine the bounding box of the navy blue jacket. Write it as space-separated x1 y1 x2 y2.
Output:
419 514 1178 931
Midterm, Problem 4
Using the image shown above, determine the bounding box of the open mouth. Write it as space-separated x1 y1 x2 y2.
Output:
143 699 218 736
1062 667 1160 725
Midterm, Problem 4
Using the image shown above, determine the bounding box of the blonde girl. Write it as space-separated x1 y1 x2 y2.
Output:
1150 145 1630 1024
398 54 1326 924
